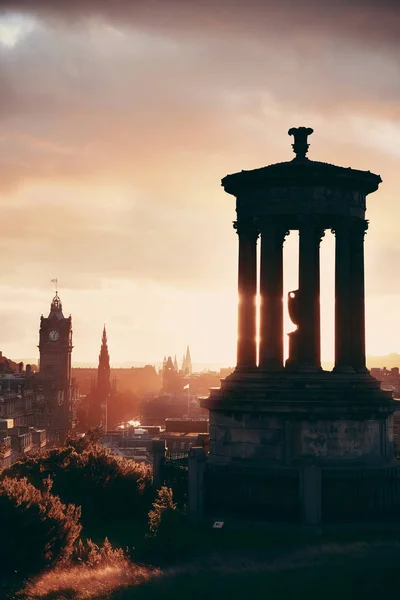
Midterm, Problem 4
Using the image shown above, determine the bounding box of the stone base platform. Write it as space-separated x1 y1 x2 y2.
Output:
202 369 396 466
200 369 399 524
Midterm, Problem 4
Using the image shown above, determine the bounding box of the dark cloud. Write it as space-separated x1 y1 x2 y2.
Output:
1 0 400 46
0 11 398 191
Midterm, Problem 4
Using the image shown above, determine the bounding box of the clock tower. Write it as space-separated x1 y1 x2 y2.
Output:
36 291 77 444
39 292 72 384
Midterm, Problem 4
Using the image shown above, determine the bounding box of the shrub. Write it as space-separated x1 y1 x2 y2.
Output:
0 476 81 578
74 537 127 568
148 487 178 536
21 540 157 600
3 438 153 538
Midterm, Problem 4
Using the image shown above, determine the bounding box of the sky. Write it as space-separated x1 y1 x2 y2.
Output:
0 0 399 368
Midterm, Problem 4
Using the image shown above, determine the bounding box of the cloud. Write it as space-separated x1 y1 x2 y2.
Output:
0 0 398 306
1 0 400 45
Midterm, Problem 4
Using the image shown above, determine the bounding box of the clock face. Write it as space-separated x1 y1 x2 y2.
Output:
49 330 59 341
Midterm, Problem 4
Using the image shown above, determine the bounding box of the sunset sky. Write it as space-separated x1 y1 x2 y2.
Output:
0 0 399 368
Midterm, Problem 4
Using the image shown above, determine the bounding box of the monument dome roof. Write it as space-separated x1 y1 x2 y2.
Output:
222 127 381 196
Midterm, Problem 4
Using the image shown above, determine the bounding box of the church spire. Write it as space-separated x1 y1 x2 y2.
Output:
98 325 110 374
92 325 111 430
174 354 179 371
184 345 192 375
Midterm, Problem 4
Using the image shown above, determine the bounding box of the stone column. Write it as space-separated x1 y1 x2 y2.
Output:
333 220 354 372
350 220 368 373
298 221 324 369
259 221 288 370
234 219 258 370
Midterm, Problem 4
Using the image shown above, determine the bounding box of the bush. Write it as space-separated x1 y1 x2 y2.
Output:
74 537 127 568
143 487 187 564
0 476 81 578
21 540 156 600
148 487 179 536
3 438 153 538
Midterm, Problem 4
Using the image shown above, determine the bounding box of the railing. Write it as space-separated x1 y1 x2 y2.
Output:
322 465 400 523
204 465 300 522
165 451 189 462
161 452 189 507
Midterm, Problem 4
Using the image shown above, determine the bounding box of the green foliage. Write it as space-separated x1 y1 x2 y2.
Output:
2 436 153 538
0 476 81 578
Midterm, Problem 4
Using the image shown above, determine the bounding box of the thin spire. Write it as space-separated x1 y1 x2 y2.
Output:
185 345 192 375
98 324 110 370
174 354 179 371
49 278 64 318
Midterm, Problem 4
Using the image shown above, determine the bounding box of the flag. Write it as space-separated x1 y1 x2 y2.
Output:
183 384 189 390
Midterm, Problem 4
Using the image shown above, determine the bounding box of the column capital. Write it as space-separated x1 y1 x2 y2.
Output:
233 218 259 240
352 219 369 239
331 218 368 238
298 218 325 246
258 219 290 251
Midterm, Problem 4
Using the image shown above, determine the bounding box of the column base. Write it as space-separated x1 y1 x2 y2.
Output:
285 360 322 373
234 364 259 374
332 365 356 375
258 361 284 373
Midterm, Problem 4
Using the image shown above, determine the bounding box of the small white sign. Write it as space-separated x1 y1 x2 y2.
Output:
213 521 224 529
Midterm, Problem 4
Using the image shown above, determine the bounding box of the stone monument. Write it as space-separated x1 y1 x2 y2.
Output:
201 128 399 524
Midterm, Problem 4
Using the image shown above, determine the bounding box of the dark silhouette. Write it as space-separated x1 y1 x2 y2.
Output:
202 127 396 524
88 326 112 429
36 291 78 444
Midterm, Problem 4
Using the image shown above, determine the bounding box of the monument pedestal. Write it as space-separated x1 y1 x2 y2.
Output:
201 370 398 524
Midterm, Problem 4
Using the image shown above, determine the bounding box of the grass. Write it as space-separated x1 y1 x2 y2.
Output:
19 541 400 600
21 560 158 600
18 521 400 600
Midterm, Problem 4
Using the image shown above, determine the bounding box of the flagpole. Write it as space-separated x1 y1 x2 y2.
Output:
105 394 108 433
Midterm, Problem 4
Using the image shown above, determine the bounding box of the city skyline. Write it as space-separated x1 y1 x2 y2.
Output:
0 1 399 366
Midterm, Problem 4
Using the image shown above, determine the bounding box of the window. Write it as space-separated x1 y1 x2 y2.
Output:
180 442 185 450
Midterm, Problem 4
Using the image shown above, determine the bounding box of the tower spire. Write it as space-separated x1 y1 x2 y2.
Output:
185 345 192 375
93 324 111 429
99 324 110 372
49 278 64 318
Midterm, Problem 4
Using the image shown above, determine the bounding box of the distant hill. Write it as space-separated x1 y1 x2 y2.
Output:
366 354 400 369
12 356 400 371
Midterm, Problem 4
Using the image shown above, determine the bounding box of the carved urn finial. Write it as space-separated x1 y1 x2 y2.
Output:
288 126 314 160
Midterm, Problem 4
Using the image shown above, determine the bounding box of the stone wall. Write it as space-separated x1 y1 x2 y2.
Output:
209 411 394 465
